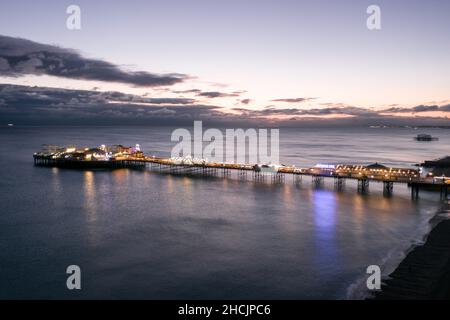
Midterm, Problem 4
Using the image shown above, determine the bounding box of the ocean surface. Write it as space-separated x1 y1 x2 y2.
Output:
0 125 449 299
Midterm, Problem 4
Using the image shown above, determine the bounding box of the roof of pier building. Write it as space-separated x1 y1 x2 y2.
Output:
366 163 388 170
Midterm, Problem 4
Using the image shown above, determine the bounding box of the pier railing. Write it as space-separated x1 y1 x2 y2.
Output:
33 153 449 199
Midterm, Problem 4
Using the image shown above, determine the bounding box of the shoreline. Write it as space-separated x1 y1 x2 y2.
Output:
373 201 450 299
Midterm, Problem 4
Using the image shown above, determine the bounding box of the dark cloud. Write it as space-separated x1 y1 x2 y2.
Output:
172 88 243 99
272 97 317 103
0 35 187 87
100 91 196 105
1 84 449 127
173 89 202 94
0 84 229 125
232 105 378 117
197 91 241 98
384 104 449 113
300 106 377 117
172 89 246 99
412 104 439 112
440 104 450 111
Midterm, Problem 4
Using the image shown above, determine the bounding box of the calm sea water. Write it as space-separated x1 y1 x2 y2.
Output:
0 126 449 299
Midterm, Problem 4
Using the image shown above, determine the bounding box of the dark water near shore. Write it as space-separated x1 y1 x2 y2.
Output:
0 126 449 299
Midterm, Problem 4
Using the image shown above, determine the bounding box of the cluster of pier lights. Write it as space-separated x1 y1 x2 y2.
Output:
33 153 449 199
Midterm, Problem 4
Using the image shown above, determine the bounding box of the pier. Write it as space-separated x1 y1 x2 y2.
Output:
33 148 449 200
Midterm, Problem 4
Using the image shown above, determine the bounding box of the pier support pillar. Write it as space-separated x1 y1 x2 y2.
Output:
238 169 247 180
411 183 420 200
357 179 369 194
293 174 302 185
383 181 394 197
271 173 284 184
222 168 230 177
312 175 324 188
253 171 265 182
334 176 345 191
440 184 448 200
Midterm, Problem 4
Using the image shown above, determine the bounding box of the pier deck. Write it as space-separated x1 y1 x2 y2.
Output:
33 154 449 199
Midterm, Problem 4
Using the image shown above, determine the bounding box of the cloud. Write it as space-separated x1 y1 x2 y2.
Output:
440 104 450 112
101 91 196 105
173 89 202 94
146 107 177 115
1 84 449 127
300 106 377 116
0 35 187 87
197 91 241 98
272 97 317 103
0 84 227 125
172 89 241 99
383 104 450 113
232 105 378 117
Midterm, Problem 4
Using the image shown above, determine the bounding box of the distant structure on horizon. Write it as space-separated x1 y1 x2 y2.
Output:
414 133 439 141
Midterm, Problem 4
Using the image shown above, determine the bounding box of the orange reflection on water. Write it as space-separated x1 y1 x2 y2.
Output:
182 176 192 186
166 175 174 193
51 167 61 194
83 170 97 219
279 183 296 212
112 168 129 184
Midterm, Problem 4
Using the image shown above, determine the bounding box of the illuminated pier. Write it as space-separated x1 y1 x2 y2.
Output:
33 145 449 199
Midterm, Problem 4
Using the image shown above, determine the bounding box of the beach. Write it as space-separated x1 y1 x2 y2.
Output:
374 202 450 299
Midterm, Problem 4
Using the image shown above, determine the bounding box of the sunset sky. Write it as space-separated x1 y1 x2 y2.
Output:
0 0 449 125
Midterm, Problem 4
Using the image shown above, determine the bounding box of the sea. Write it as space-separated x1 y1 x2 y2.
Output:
0 125 449 299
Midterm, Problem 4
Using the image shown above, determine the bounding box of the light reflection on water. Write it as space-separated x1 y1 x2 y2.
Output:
312 191 338 278
83 171 97 219
0 126 447 299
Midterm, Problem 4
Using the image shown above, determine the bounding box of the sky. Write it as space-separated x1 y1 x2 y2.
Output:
0 0 449 126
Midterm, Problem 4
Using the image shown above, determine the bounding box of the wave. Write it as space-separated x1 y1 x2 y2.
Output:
345 200 450 300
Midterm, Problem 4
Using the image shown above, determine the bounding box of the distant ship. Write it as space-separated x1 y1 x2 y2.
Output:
414 134 438 141
7 123 14 127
